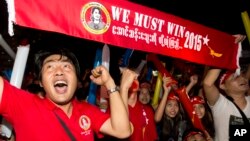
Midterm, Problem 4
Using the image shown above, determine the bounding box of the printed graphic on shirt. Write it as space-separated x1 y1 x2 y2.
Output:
79 115 91 131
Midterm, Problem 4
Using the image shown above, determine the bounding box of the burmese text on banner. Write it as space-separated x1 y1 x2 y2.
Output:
6 0 240 70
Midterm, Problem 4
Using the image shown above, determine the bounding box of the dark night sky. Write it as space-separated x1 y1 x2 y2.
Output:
131 0 250 35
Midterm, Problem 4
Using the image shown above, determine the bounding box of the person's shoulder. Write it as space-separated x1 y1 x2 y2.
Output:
87 21 94 27
210 94 229 110
99 22 106 28
87 21 92 24
2 79 29 95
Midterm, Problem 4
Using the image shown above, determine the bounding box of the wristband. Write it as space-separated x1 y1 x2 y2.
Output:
107 86 119 95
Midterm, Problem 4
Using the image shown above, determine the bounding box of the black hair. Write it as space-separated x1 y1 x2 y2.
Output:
34 47 81 81
159 101 191 141
90 7 102 21
91 7 101 14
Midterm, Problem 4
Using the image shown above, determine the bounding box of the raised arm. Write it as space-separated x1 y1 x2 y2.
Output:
202 68 221 106
186 74 198 94
154 75 172 122
90 65 133 138
119 68 138 111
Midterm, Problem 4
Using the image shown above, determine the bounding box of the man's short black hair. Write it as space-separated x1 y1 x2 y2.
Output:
34 47 81 81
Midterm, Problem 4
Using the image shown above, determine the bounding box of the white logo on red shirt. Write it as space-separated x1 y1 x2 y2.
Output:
79 115 91 131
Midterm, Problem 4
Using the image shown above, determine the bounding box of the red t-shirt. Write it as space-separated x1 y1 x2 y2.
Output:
128 101 158 141
0 80 109 141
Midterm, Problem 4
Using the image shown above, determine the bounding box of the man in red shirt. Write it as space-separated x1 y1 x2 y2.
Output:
0 47 133 140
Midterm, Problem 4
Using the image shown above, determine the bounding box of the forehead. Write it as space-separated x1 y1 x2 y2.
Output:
167 99 178 104
43 54 70 64
140 87 149 92
193 103 205 107
187 133 204 141
226 73 241 82
93 8 100 12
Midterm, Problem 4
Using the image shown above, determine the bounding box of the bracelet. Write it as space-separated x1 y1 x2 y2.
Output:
107 86 119 95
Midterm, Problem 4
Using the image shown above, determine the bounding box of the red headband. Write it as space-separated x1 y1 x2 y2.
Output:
129 80 139 94
167 92 179 101
140 82 151 90
219 71 234 85
190 96 205 105
184 131 204 141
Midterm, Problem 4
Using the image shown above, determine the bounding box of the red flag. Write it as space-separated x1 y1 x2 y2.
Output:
175 87 205 132
7 0 240 69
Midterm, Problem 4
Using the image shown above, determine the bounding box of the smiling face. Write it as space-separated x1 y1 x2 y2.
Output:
193 103 205 119
221 74 249 95
165 100 179 118
220 73 249 97
40 54 78 105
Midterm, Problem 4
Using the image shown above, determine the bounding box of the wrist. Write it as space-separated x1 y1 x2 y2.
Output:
107 86 120 95
105 79 115 90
